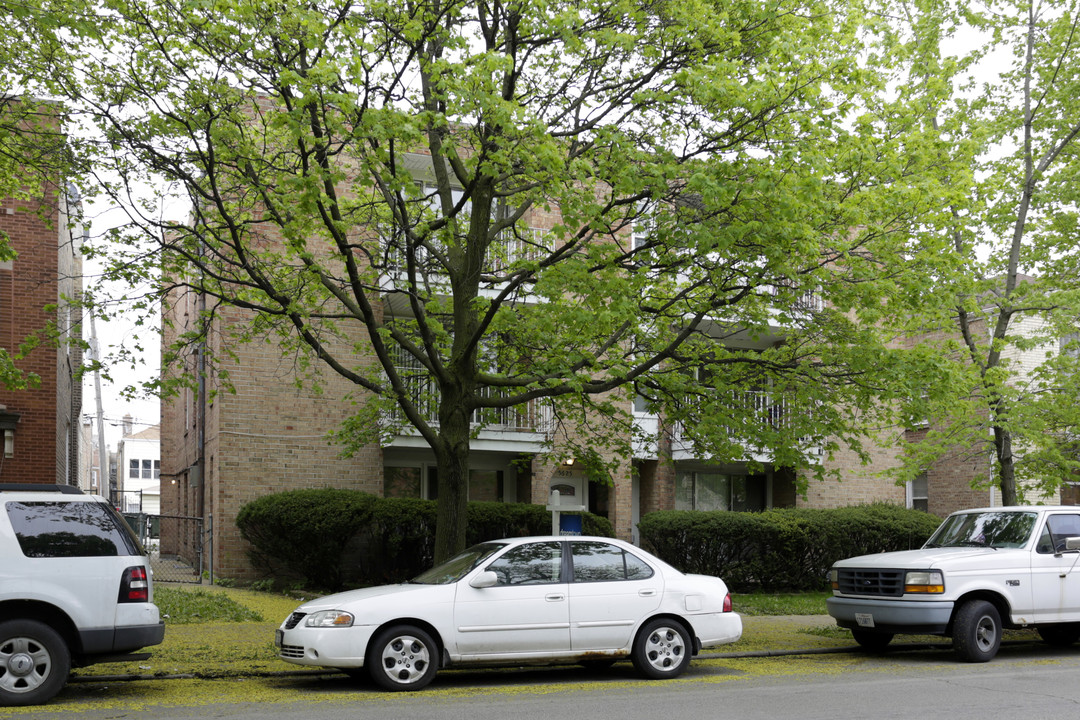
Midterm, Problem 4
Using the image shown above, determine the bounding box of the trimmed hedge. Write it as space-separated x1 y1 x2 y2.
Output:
638 504 943 593
236 490 615 591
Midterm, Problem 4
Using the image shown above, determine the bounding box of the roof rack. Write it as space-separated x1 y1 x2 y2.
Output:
0 483 84 495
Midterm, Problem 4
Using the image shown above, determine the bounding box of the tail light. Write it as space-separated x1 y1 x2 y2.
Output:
119 566 150 603
722 593 733 613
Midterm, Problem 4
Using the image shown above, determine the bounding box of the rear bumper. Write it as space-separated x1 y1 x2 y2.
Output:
80 621 166 655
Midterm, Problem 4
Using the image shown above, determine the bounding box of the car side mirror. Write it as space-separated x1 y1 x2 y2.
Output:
1065 537 1080 552
469 571 498 589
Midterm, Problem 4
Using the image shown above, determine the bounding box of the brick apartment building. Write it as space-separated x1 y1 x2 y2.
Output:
904 305 1077 515
160 150 914 582
0 186 84 486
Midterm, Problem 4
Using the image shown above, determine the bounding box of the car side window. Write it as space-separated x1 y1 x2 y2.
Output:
5 500 141 558
571 541 655 582
1038 514 1080 554
486 542 563 585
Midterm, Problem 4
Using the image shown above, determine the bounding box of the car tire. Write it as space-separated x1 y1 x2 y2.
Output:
368 625 439 691
953 599 1001 662
632 618 692 680
851 629 894 652
1038 623 1080 647
0 619 71 707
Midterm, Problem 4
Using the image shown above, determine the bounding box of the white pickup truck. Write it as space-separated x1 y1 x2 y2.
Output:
827 505 1080 662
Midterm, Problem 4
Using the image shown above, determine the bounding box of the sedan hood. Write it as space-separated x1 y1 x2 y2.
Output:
834 546 1027 569
296 582 440 612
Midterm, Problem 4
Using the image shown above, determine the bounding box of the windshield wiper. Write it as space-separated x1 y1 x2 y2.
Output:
956 541 997 549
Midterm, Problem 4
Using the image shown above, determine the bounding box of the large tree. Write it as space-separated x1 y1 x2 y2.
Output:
60 0 950 560
893 0 1080 505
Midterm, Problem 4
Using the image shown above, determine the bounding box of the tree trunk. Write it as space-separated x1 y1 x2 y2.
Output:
993 424 1018 506
432 391 472 565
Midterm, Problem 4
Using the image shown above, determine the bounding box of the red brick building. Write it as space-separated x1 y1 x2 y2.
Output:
0 186 84 486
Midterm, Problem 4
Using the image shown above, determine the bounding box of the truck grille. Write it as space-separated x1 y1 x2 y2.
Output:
837 569 905 596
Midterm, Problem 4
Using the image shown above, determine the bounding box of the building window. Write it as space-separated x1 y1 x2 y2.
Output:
129 459 139 479
675 471 767 512
469 470 503 502
384 466 421 498
3 429 12 459
142 459 152 479
154 460 161 479
911 472 928 512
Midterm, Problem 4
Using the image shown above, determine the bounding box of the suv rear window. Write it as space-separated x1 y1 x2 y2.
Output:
5 500 143 557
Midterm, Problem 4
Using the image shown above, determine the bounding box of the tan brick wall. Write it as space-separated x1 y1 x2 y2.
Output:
163 296 384 580
797 432 907 508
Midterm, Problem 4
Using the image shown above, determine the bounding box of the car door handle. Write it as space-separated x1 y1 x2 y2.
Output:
639 589 656 597
545 594 565 602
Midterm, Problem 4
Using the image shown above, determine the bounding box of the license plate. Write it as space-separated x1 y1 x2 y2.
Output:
275 629 283 648
855 613 875 628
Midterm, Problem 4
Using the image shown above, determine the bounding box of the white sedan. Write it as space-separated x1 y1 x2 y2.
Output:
275 535 742 690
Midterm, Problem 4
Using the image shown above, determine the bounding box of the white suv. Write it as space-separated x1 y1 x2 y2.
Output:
0 484 165 706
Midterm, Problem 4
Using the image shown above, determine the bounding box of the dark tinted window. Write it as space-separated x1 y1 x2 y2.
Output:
571 541 655 582
6 500 142 558
487 542 563 585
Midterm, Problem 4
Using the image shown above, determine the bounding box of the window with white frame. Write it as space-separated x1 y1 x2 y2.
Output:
910 472 929 512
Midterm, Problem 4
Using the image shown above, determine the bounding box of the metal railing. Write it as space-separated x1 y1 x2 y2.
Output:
389 372 553 434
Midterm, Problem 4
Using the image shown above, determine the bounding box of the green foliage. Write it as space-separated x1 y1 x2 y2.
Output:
52 0 972 562
236 488 379 592
733 591 832 616
236 490 614 591
638 504 942 592
156 586 263 624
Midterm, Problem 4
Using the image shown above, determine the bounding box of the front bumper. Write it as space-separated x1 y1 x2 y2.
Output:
276 624 377 669
827 596 954 635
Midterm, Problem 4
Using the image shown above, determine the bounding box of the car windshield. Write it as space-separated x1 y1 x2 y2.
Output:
924 511 1037 549
410 542 507 585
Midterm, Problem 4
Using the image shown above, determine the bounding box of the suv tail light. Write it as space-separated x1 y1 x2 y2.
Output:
722 593 733 613
119 566 150 603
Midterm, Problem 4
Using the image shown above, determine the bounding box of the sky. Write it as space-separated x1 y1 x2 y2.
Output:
81 200 163 454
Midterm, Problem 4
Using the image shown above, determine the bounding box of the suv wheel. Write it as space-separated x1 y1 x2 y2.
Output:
0 620 71 707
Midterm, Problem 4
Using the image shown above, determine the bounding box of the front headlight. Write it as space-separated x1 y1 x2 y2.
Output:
304 610 355 627
828 569 839 590
904 570 944 594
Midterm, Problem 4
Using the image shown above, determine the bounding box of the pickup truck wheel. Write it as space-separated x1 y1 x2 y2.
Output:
953 600 1001 662
851 629 894 651
0 620 71 707
1038 623 1080 647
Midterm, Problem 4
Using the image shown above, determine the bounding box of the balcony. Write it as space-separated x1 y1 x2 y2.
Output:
382 369 553 450
633 390 822 463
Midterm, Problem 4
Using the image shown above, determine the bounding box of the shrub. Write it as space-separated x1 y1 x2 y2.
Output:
237 490 614 590
236 488 378 591
638 503 942 593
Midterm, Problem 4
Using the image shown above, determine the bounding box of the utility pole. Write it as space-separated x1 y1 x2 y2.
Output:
89 311 107 500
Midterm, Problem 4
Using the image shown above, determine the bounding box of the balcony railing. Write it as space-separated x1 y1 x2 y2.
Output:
634 390 818 460
386 371 553 435
383 227 552 275
768 283 823 313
